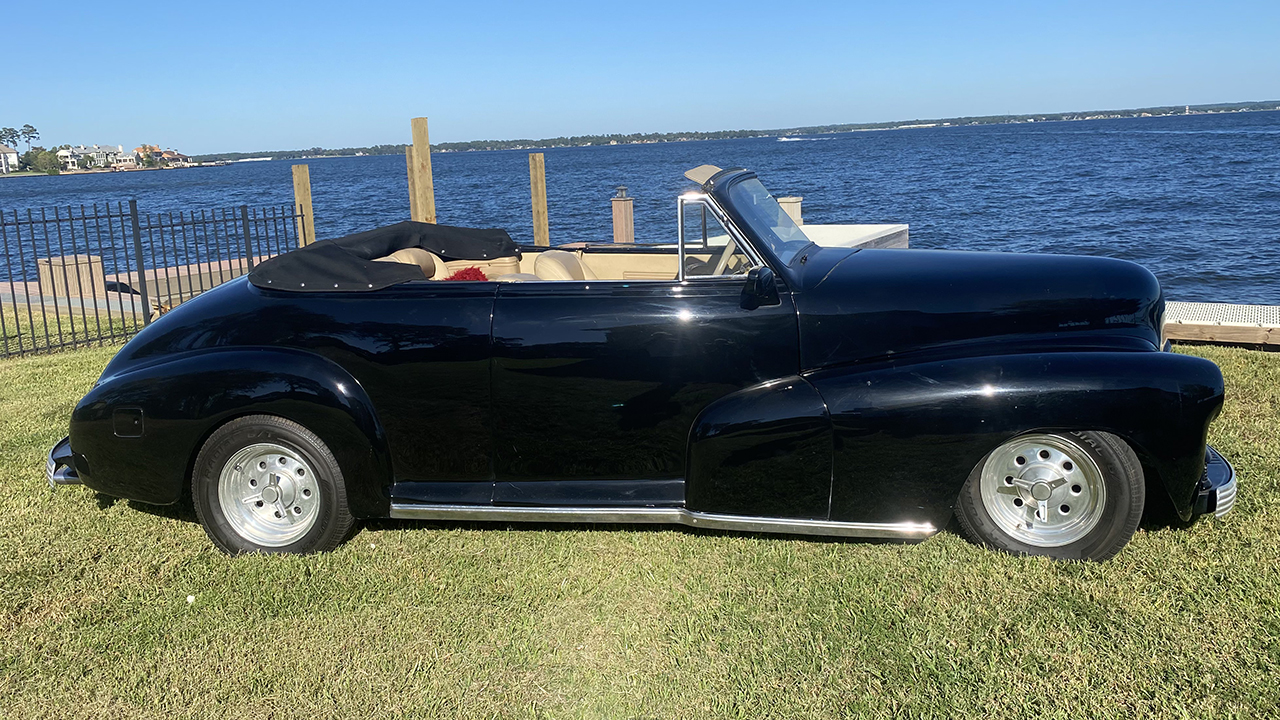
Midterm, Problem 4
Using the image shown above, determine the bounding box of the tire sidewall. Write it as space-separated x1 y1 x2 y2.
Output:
958 431 1144 561
193 417 347 555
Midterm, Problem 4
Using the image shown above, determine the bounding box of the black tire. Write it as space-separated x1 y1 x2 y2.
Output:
954 430 1145 561
192 415 355 554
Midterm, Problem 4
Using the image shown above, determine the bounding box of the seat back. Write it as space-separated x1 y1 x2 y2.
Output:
372 247 445 279
534 250 598 281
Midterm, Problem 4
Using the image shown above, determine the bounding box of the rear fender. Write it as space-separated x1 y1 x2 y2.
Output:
69 347 392 517
807 351 1224 527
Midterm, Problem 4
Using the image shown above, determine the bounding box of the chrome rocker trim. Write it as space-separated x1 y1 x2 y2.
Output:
46 436 81 489
389 503 937 539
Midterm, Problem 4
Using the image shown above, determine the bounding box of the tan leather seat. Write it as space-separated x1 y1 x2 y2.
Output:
534 250 598 281
372 248 446 279
495 273 541 282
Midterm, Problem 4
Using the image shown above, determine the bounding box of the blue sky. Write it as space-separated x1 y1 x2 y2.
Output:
9 0 1279 154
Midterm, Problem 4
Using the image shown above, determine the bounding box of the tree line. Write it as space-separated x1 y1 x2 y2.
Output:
0 124 60 174
1 124 39 152
189 100 1280 163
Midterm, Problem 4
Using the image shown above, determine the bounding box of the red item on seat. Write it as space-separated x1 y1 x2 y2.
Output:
443 267 488 281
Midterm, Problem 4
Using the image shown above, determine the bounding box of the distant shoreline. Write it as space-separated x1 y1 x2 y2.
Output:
0 164 228 180
190 100 1280 162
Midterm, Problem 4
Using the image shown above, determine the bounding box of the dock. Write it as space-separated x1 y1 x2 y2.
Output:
1165 301 1280 346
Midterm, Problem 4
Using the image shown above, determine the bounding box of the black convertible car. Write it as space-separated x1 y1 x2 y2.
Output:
48 166 1236 560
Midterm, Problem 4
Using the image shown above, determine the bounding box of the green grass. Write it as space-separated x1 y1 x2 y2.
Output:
0 170 52 179
1 344 1277 719
1 301 143 357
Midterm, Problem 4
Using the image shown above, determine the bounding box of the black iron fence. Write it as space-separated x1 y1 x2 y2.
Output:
1 201 306 358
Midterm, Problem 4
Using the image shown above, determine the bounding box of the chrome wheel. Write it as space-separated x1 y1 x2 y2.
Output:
979 434 1107 547
217 442 320 547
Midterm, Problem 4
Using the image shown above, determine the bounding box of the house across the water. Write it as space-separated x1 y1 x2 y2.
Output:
0 144 18 173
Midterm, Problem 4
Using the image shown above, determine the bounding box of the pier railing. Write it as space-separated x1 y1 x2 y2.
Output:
0 201 306 358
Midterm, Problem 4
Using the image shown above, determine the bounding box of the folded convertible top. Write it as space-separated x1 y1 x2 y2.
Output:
248 220 519 292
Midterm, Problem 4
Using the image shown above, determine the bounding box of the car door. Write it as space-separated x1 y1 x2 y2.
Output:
329 282 498 505
489 198 799 506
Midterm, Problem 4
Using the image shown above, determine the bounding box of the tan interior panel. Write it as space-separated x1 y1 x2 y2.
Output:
375 246 693 283
568 249 679 281
441 256 520 279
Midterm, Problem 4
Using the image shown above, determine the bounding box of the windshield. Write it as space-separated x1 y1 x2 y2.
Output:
724 178 813 266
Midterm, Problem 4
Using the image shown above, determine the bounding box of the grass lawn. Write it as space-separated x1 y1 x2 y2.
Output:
0 170 52 179
1 343 1277 718
1 303 143 357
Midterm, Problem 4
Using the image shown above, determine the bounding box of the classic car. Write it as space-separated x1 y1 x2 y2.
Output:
47 165 1236 561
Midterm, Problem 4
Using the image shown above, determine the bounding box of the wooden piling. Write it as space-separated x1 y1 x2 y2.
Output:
405 145 419 221
291 164 315 245
529 153 549 247
778 196 803 226
611 186 634 243
410 117 436 223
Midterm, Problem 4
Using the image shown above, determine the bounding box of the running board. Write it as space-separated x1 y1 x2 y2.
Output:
388 503 937 539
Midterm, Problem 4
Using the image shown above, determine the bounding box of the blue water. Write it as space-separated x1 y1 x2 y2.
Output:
3 111 1278 304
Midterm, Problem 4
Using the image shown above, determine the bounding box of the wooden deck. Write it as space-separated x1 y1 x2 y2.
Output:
1165 301 1280 346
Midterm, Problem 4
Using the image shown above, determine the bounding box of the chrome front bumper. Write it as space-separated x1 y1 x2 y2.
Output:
46 436 81 489
1201 445 1236 518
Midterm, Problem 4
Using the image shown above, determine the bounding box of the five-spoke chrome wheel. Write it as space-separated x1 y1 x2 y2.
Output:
217 442 321 547
978 433 1107 547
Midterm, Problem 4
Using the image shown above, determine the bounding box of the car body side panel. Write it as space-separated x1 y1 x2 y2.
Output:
69 347 393 516
489 279 799 484
809 351 1224 527
686 376 833 520
97 278 497 486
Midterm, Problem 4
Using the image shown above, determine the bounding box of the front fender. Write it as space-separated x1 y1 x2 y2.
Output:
69 347 393 517
686 376 833 520
808 351 1224 527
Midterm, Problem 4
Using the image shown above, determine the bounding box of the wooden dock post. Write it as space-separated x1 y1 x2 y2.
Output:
529 153 549 246
405 145 419 221
778 196 803 226
291 164 315 245
611 186 634 243
410 117 436 223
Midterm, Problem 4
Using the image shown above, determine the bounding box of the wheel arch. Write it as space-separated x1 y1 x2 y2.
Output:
69 347 394 518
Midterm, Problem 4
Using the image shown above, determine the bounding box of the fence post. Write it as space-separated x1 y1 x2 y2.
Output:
611 186 634 243
128 200 152 326
529 153 549 247
292 164 315 245
410 117 436 223
405 145 419 221
240 205 255 272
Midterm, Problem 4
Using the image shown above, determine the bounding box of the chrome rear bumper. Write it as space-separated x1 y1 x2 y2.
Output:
1202 445 1236 518
46 436 81 489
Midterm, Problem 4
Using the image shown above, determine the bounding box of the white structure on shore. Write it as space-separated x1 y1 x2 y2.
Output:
113 146 139 169
0 144 18 173
56 144 140 170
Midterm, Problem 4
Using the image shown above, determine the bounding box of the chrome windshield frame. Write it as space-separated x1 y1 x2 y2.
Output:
706 169 817 272
676 191 767 282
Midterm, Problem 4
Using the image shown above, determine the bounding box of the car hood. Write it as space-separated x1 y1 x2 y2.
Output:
791 247 1164 371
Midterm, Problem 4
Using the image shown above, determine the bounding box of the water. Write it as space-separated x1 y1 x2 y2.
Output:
3 111 1278 304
